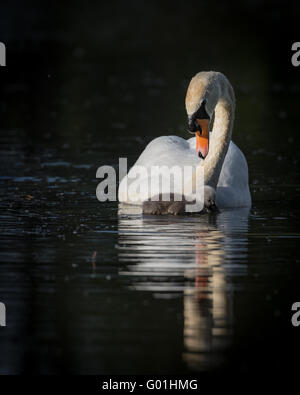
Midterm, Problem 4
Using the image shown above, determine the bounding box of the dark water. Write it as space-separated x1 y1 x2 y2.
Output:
0 1 300 374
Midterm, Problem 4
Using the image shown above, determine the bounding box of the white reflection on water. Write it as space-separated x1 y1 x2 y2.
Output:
117 205 249 370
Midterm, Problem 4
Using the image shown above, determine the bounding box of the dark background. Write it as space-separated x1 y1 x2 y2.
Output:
1 0 299 141
0 0 300 376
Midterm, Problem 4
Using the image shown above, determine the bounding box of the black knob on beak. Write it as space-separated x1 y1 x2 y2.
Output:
188 117 200 134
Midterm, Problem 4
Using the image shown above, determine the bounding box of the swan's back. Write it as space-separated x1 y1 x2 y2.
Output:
134 136 200 169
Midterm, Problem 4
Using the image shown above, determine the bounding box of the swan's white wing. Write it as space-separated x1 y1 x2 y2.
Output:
118 136 200 203
119 135 251 208
217 141 251 208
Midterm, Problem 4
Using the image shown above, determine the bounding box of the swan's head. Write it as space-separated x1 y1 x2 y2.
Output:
185 71 222 159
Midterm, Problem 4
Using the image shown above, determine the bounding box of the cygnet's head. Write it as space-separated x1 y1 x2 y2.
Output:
204 185 217 211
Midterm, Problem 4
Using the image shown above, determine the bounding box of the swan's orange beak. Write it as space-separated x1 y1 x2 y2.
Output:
196 119 210 159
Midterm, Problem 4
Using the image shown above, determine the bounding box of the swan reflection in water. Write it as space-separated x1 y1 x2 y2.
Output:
117 205 249 370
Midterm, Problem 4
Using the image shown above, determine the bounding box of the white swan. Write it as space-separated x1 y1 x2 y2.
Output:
118 71 251 214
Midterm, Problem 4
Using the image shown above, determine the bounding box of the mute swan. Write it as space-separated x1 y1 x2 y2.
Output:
118 71 251 214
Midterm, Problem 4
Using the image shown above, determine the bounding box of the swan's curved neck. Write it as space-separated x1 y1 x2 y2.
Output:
203 94 234 189
184 72 235 195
